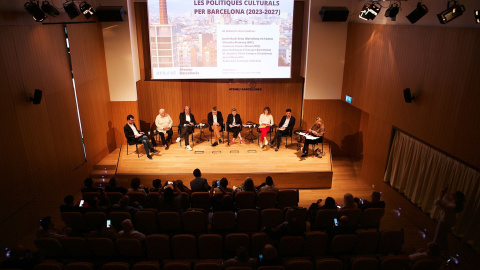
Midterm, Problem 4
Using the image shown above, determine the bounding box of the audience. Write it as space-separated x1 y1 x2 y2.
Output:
81 178 100 193
190 168 210 192
111 195 144 216
105 177 127 195
175 179 192 195
127 178 147 195
0 245 34 270
210 180 235 212
326 215 356 240
234 177 256 195
84 220 117 240
215 177 233 193
308 196 338 222
256 244 282 267
149 179 161 193
60 195 83 213
341 193 358 210
408 242 442 264
158 181 183 212
36 216 67 240
359 191 386 210
118 219 145 241
223 246 256 269
263 217 304 239
257 176 279 193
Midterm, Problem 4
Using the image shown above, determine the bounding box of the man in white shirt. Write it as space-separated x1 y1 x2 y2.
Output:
155 108 173 150
124 115 158 159
269 109 296 151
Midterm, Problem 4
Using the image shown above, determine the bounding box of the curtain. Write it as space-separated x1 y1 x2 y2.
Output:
384 131 480 250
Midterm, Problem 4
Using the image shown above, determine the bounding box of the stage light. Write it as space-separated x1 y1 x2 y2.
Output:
406 2 428 24
437 1 465 24
79 1 96 19
63 0 80 19
385 3 400 21
475 10 480 24
359 3 381 21
41 1 59 16
24 1 47 22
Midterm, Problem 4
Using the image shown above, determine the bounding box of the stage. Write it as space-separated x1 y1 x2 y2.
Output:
94 137 333 189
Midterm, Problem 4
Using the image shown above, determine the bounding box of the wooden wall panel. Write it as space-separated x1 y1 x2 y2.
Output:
67 23 114 164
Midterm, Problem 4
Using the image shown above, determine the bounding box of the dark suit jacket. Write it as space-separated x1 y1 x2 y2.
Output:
179 112 196 127
226 114 242 131
124 123 140 142
207 111 224 132
278 115 296 132
190 177 211 192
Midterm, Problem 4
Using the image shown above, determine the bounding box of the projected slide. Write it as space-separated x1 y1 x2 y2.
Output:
147 0 294 79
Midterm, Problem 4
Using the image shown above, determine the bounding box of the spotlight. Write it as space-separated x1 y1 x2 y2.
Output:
79 1 96 19
385 3 400 21
475 10 480 24
359 3 381 21
24 1 47 22
406 2 428 24
63 0 80 19
437 1 465 24
41 1 59 16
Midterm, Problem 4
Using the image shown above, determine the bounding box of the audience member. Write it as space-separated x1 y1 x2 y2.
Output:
308 197 337 222
175 180 192 196
215 177 233 193
127 177 147 195
60 195 83 213
359 191 386 210
210 180 235 212
111 195 144 216
341 193 358 210
105 177 127 195
223 246 256 269
84 220 117 240
83 192 110 213
256 244 282 267
234 177 256 195
0 245 34 270
149 179 161 193
118 219 145 241
158 181 183 212
81 178 100 193
257 176 279 193
190 168 210 192
326 215 356 240
263 218 304 239
408 242 442 262
36 216 67 240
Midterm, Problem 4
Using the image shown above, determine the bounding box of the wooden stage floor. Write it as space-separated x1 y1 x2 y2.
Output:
112 139 333 189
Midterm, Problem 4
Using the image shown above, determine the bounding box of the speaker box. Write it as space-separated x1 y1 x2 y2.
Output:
96 6 126 22
32 89 42 105
403 88 414 103
320 7 349 22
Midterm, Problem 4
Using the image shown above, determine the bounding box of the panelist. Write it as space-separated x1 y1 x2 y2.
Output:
124 114 158 160
155 108 173 150
176 106 196 151
269 109 296 151
301 117 325 157
207 106 224 147
226 108 244 145
258 106 274 148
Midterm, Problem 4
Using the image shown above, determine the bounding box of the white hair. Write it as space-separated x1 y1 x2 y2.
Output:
159 108 165 114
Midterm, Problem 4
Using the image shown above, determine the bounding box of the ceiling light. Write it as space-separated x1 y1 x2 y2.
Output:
41 1 59 16
437 1 465 24
63 0 80 19
24 1 47 22
79 1 96 19
406 2 428 24
385 3 400 21
359 3 381 21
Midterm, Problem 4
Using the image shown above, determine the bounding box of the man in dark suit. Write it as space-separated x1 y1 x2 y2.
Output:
124 114 158 159
176 106 196 150
269 109 296 151
189 168 210 192
207 106 224 147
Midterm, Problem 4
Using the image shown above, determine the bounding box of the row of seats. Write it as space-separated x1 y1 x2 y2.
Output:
82 190 299 211
35 230 405 261
34 256 442 270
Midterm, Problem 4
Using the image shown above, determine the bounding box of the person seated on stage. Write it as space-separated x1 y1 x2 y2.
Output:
269 108 296 151
111 195 144 216
175 180 192 196
258 106 274 148
128 177 147 195
223 246 256 270
155 108 173 150
340 193 358 210
208 106 224 147
301 116 325 157
105 177 127 195
214 177 233 194
60 195 83 213
124 114 158 159
190 168 211 192
226 108 244 145
308 197 338 222
234 177 257 195
176 106 196 151
118 219 145 241
359 191 386 210
210 180 235 212
158 181 183 213
81 177 100 193
257 176 279 193
37 216 67 240
149 179 161 193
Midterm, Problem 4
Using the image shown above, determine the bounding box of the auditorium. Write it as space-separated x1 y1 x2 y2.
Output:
1 0 479 269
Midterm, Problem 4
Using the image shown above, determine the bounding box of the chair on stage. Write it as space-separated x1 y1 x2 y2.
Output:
125 133 140 158
280 127 294 148
177 125 195 147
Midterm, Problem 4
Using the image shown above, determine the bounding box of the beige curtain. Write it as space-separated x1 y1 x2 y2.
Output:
384 131 480 250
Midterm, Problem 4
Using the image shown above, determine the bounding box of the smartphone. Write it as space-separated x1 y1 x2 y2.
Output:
216 180 220 186
167 181 174 185
79 200 84 207
334 218 339 227
336 205 341 209
359 198 364 204
106 219 111 228
258 254 263 260
5 248 10 258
